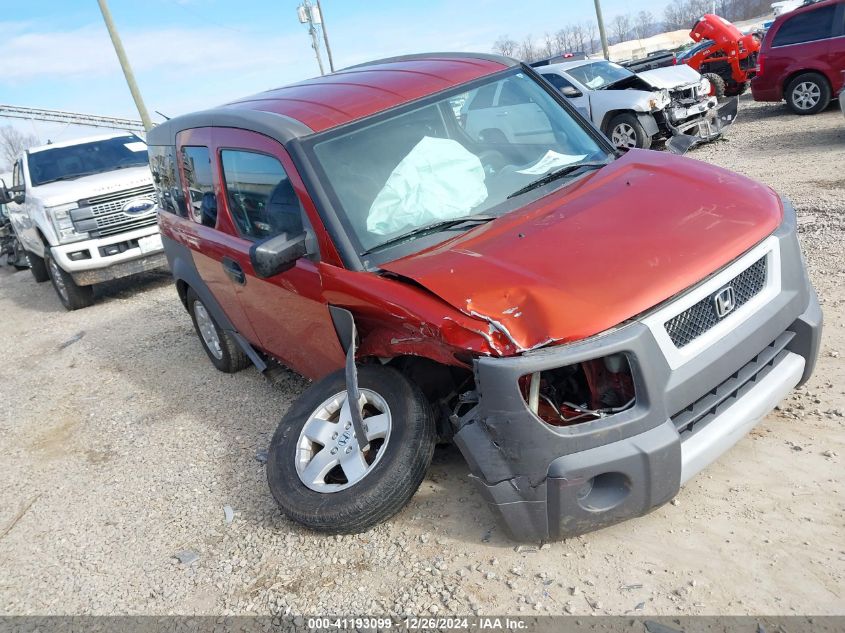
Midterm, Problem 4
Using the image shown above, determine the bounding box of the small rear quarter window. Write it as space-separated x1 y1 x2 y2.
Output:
148 145 187 217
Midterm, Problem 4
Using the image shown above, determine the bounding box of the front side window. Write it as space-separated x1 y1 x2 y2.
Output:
772 5 836 46
220 150 303 240
149 145 187 217
565 61 634 90
309 69 610 261
181 146 216 227
26 135 148 187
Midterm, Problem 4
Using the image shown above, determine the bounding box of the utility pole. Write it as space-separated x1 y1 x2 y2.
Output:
593 0 611 60
315 0 335 73
298 0 325 76
96 0 153 131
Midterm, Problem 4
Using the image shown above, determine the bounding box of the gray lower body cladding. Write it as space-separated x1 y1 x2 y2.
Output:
454 202 821 542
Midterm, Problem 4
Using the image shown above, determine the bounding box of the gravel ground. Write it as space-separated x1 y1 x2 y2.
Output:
0 95 842 617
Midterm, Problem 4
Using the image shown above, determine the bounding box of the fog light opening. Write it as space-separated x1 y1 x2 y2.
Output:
576 472 631 512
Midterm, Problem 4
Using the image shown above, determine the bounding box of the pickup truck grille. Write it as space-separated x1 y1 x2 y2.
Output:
671 331 794 435
664 256 767 348
83 184 157 237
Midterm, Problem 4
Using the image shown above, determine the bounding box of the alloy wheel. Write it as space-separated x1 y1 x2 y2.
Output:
295 389 392 493
193 301 223 360
792 82 821 111
611 123 638 149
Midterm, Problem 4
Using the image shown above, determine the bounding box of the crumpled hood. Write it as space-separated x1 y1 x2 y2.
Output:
637 64 703 90
381 150 782 352
31 166 152 208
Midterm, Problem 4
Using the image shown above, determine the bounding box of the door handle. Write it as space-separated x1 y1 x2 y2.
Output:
222 257 246 285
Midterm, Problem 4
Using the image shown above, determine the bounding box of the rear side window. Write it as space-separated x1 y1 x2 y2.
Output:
181 146 217 227
220 150 303 241
467 83 497 110
772 5 836 46
149 145 187 217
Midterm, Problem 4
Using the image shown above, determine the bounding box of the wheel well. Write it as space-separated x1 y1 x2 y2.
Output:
784 69 830 95
600 110 637 133
385 355 474 440
175 279 190 310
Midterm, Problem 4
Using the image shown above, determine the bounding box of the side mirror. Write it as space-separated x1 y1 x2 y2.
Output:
561 86 583 98
249 231 307 278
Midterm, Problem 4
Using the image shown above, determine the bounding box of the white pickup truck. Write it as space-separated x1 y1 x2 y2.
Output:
0 132 166 309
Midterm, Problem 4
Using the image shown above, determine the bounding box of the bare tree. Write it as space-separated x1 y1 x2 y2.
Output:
610 14 632 44
584 21 598 54
635 10 656 39
0 126 38 172
493 35 518 57
554 27 570 55
570 24 587 53
542 32 556 59
519 34 537 62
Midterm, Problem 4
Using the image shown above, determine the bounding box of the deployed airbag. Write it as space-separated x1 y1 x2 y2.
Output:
367 136 488 236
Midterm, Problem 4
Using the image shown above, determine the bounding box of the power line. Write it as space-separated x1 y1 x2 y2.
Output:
0 105 145 132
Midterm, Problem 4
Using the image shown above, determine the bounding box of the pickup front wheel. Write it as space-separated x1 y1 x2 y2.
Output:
46 249 94 310
267 365 436 533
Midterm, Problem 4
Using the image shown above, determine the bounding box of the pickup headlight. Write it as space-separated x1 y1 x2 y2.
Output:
47 203 88 244
699 77 711 96
648 89 671 111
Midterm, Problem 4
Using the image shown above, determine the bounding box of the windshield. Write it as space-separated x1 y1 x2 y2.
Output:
27 135 148 186
309 69 610 259
565 61 634 90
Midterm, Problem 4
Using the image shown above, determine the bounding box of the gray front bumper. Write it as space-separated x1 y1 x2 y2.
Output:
454 202 821 542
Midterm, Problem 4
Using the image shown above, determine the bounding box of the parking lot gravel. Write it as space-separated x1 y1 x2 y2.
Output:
0 95 842 616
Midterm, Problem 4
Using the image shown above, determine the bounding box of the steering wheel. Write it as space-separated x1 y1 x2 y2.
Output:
477 149 508 177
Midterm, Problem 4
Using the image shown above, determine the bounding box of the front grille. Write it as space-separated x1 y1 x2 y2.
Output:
671 331 794 436
84 184 157 237
664 256 767 348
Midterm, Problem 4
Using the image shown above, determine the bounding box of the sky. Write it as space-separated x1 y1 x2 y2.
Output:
0 0 672 144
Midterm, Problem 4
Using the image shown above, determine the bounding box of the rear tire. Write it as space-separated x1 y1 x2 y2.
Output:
606 113 651 150
27 250 49 282
46 249 94 310
186 287 249 373
267 365 436 533
785 72 830 115
703 73 726 98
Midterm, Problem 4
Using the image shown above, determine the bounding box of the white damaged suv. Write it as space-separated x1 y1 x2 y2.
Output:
526 60 738 152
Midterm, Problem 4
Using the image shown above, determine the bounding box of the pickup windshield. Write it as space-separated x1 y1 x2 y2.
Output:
27 135 149 186
565 61 634 90
309 68 611 259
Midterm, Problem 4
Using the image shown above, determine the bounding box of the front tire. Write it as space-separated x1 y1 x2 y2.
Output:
46 249 94 310
186 287 249 373
267 365 436 533
703 73 726 98
606 113 651 150
27 250 49 282
786 73 830 115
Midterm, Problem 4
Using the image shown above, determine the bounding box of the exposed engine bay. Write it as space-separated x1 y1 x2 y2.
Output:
522 354 636 426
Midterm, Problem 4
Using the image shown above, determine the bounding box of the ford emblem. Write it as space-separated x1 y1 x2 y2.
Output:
122 198 155 215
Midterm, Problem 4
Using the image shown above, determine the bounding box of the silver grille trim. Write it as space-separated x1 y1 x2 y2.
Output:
82 184 157 237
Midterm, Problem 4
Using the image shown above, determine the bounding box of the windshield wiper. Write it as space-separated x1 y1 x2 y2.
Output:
41 170 104 183
361 215 495 256
506 161 609 200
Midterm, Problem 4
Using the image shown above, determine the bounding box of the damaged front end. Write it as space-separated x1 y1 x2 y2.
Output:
664 96 738 154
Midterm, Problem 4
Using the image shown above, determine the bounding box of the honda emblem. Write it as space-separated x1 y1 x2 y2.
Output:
713 286 736 319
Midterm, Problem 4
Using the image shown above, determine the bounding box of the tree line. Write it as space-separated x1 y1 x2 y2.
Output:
494 0 773 62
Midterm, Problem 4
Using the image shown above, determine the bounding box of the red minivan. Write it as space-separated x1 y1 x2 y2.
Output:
752 0 845 114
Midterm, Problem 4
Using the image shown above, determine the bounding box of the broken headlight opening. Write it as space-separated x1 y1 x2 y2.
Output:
520 353 636 426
